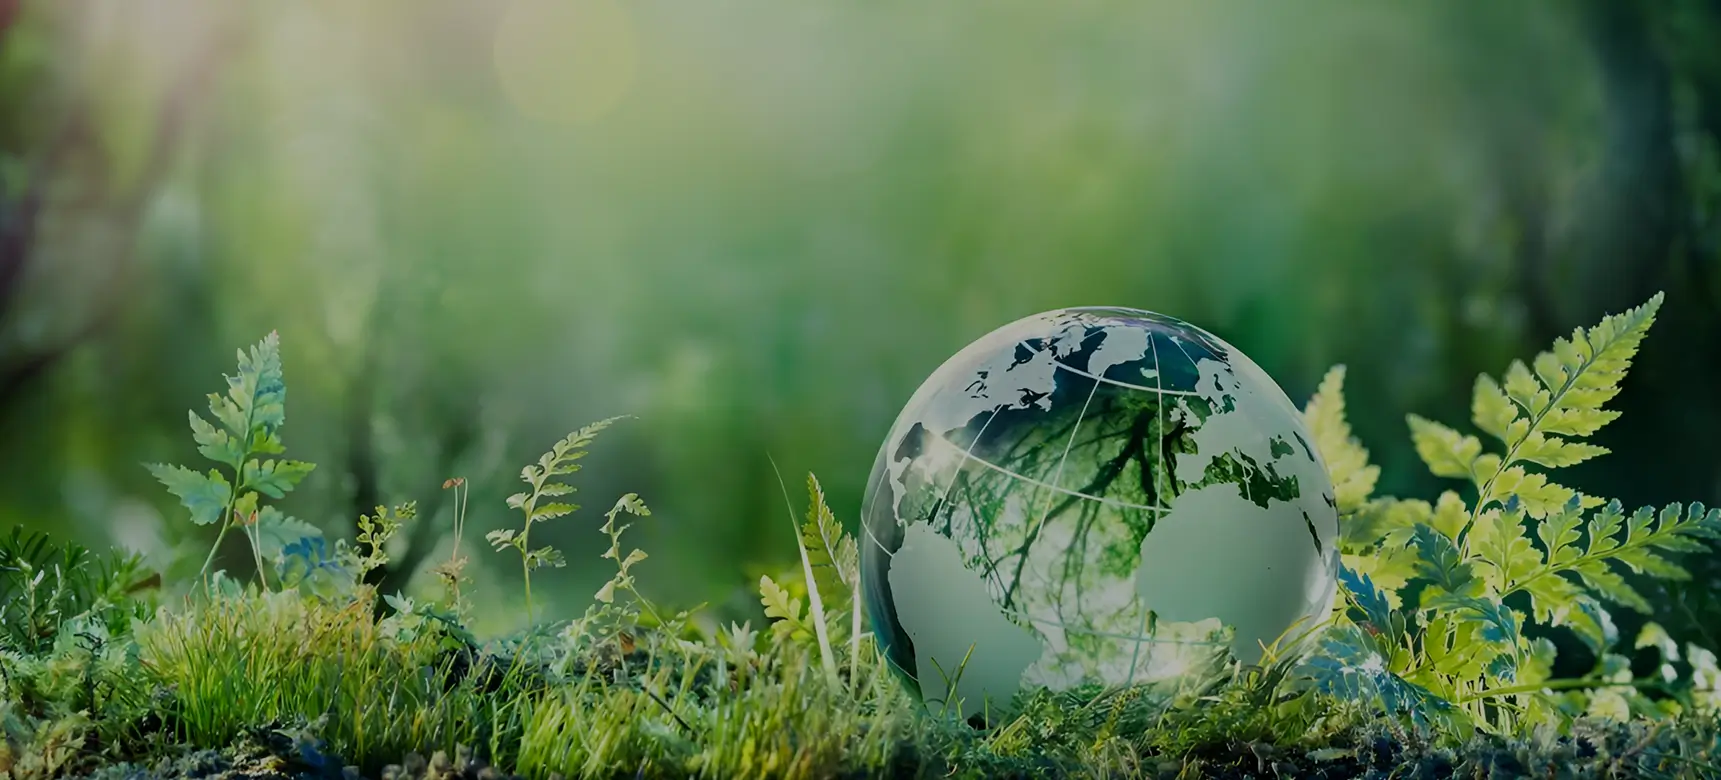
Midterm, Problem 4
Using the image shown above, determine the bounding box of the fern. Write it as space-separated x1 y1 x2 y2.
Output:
146 332 318 590
355 502 417 579
1302 293 1721 735
488 416 623 624
1303 366 1381 516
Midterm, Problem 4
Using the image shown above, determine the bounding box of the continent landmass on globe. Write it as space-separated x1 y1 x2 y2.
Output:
861 307 1340 720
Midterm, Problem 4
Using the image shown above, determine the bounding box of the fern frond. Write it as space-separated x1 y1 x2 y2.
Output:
758 574 814 644
799 474 857 609
1303 365 1380 514
1469 293 1659 520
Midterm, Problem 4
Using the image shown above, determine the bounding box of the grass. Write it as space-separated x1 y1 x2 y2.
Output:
4 517 1720 780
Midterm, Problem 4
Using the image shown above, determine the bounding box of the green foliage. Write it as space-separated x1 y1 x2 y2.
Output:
145 332 319 589
355 502 417 579
15 311 1721 778
489 417 623 624
1303 293 1721 736
0 529 157 654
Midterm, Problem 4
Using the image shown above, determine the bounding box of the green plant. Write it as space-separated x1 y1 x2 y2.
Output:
488 417 623 624
145 332 319 590
431 477 473 618
1301 292 1721 735
0 529 157 654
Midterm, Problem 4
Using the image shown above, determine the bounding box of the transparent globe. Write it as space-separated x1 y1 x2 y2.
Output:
860 307 1339 719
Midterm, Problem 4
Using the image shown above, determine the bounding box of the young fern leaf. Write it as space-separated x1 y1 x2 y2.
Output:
798 472 866 691
496 415 625 623
769 458 840 685
799 474 859 616
146 332 319 589
1303 365 1380 515
758 573 815 644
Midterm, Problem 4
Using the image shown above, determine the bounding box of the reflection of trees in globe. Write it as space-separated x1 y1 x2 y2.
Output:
861 307 1339 719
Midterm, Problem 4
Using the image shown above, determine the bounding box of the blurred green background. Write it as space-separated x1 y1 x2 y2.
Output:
2 1 1718 643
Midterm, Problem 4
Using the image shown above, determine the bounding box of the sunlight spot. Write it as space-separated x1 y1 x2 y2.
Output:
493 0 638 127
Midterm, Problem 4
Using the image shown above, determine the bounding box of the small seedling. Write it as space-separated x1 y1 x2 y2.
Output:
432 477 472 617
145 332 318 591
488 416 623 624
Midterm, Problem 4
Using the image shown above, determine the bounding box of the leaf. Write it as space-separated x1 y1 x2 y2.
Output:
1342 497 1429 551
614 492 650 516
1520 571 1588 626
1411 524 1481 599
1535 497 1585 567
529 502 578 522
1561 596 1617 655
1341 547 1417 609
146 464 232 526
1301 624 1464 731
243 459 316 499
1407 415 1482 480
189 411 244 465
1428 491 1468 541
485 529 518 550
1338 564 1401 643
205 333 288 444
1303 366 1380 513
1611 547 1688 580
253 507 322 561
1471 375 1519 444
1483 467 1587 519
1470 505 1539 593
759 574 812 643
1512 433 1609 469
1569 559 1651 614
525 547 566 570
1425 593 1520 649
800 474 854 614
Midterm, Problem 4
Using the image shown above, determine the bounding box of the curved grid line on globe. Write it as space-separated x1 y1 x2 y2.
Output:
862 343 1195 563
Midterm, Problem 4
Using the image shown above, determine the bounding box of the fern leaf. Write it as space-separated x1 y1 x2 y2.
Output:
530 502 578 522
1341 546 1418 609
1481 466 1590 519
759 574 812 643
1425 593 1521 653
253 507 321 562
188 411 244 465
1569 560 1652 614
229 331 288 436
1341 497 1428 551
1407 415 1481 480
146 464 232 526
1535 498 1585 567
1411 524 1481 599
1512 433 1608 469
1338 565 1402 644
799 474 854 614
242 459 316 499
1469 503 1539 594
1612 547 1689 580
1302 624 1464 730
1303 366 1380 513
1428 491 1468 541
1471 375 1520 444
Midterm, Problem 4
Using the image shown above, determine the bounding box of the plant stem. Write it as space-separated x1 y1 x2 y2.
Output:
1459 676 1665 703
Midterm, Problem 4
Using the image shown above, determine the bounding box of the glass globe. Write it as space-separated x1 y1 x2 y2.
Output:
860 307 1339 719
